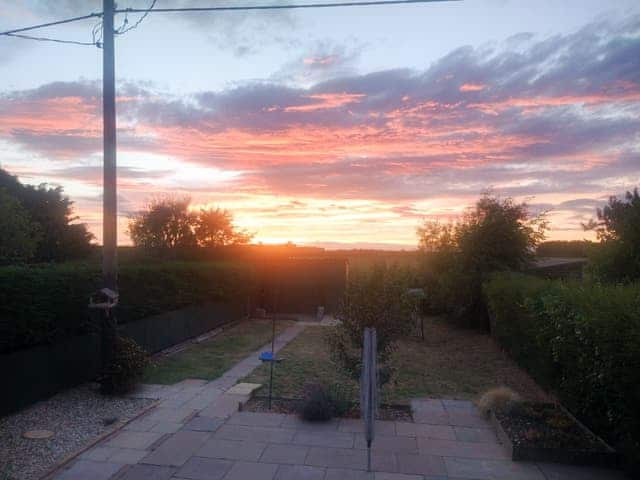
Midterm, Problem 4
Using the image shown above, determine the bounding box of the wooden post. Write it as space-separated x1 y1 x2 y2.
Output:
102 0 117 291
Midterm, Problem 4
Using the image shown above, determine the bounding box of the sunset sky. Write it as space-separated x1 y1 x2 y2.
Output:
1 0 639 249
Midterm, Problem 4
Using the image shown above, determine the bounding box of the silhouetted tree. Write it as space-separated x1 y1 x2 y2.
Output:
584 188 640 282
0 189 42 264
195 207 253 247
0 168 93 262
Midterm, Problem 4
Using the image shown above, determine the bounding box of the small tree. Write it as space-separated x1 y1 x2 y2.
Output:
195 207 253 247
417 193 547 328
128 197 197 252
326 265 414 387
584 188 640 282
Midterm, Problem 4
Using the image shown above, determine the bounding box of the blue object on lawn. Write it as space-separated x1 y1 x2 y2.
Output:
260 351 275 362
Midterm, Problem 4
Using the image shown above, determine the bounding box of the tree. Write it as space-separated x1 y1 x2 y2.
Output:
584 188 640 282
128 197 197 252
194 207 253 247
417 193 548 328
0 189 41 264
0 168 93 262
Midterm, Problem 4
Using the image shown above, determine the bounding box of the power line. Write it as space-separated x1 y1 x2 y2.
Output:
4 32 98 46
115 0 457 14
116 0 157 35
0 12 102 36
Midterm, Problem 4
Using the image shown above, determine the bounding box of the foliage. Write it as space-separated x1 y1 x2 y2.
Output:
299 383 352 421
128 197 197 252
0 189 41 264
0 168 93 262
195 207 253 247
536 240 595 258
326 265 414 386
128 197 252 255
0 261 252 354
100 336 149 395
477 386 521 417
484 273 640 471
584 188 640 282
417 193 547 328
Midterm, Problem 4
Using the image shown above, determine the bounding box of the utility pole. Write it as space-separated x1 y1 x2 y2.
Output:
103 0 117 291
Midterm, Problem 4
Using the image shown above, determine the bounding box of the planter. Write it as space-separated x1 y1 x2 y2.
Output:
490 402 619 468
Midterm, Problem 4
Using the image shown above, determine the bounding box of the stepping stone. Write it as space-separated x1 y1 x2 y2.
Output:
226 382 262 396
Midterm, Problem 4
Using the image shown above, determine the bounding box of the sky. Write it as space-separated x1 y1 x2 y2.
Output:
0 0 639 249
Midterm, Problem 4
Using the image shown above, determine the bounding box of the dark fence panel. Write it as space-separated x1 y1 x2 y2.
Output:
1 333 102 417
119 301 246 354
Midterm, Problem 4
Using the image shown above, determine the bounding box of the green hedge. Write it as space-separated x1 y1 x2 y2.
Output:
484 273 640 470
0 261 253 354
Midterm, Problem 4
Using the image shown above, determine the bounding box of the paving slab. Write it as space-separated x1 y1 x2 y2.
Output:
281 415 340 431
396 453 447 477
339 419 396 435
417 437 510 459
375 473 423 480
223 460 279 480
274 464 326 480
226 382 262 396
227 411 286 427
215 424 295 443
141 431 210 467
446 410 491 428
293 430 355 448
79 446 119 461
54 460 124 480
354 434 418 453
441 399 477 412
196 437 267 461
260 443 309 464
108 448 148 465
182 415 224 432
199 393 247 419
173 456 234 480
395 422 456 440
324 468 373 480
444 457 546 480
149 421 184 434
115 464 176 480
305 447 368 469
105 430 165 450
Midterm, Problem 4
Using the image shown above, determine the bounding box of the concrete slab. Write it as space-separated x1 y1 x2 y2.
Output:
227 411 286 427
274 465 326 480
199 394 247 419
223 460 279 480
196 438 266 461
293 430 355 448
182 415 224 432
108 448 148 465
105 430 164 450
305 447 367 469
174 456 234 480
324 468 373 480
281 416 340 431
396 453 447 477
115 464 176 480
354 434 418 453
260 444 309 464
141 431 210 467
417 437 510 459
395 422 456 440
215 424 295 443
453 426 500 443
339 419 396 435
79 446 118 461
54 460 124 480
226 382 262 396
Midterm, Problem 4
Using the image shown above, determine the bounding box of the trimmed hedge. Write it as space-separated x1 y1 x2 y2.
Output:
0 261 253 354
484 273 640 471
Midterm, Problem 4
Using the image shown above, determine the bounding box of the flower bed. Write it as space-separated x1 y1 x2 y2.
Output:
490 402 618 467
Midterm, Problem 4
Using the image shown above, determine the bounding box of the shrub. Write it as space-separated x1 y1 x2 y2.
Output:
300 383 336 422
484 273 640 472
100 336 149 395
326 265 413 386
477 386 522 417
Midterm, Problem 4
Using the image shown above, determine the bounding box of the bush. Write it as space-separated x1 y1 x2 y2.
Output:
326 265 413 386
0 261 253 354
300 383 352 421
100 336 149 395
484 273 640 472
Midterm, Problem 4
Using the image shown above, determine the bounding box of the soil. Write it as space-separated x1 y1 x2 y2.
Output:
244 396 413 422
494 402 605 451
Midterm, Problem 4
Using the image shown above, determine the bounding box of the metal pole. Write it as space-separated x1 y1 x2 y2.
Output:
102 0 117 291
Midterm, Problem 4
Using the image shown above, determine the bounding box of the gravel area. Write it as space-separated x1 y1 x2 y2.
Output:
0 383 155 480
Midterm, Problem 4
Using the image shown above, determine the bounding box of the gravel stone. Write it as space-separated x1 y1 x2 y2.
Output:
0 383 155 480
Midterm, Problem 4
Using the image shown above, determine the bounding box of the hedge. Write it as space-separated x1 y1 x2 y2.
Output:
0 261 253 354
484 273 640 471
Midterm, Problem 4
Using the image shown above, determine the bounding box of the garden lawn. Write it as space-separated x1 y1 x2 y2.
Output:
242 318 549 405
143 319 294 384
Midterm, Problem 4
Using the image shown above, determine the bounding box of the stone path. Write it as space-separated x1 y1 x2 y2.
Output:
50 323 627 480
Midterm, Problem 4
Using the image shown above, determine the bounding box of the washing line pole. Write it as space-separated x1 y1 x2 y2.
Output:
102 0 118 292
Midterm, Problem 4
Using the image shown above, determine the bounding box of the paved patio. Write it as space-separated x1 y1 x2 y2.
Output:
50 324 627 480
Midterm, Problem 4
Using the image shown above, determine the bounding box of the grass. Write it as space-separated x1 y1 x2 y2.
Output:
242 317 549 405
143 318 294 384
